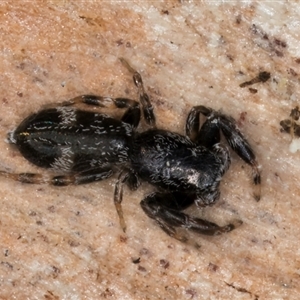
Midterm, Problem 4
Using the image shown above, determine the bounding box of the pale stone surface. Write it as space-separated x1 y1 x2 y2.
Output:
0 1 299 299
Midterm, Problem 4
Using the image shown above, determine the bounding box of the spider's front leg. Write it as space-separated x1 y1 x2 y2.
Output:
140 192 241 244
186 105 261 201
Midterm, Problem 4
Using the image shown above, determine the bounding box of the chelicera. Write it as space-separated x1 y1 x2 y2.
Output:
3 59 261 242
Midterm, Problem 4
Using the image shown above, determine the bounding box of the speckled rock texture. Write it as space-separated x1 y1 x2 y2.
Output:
0 1 299 299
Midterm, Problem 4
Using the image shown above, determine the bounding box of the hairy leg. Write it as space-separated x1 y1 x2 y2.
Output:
141 192 241 243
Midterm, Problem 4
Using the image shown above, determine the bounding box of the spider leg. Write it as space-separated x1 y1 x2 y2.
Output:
114 168 140 232
120 58 156 128
45 58 156 129
186 105 212 142
140 192 241 243
186 105 261 201
61 95 142 129
217 114 261 200
0 167 113 186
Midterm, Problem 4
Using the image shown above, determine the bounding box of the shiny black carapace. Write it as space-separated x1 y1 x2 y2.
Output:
4 59 261 242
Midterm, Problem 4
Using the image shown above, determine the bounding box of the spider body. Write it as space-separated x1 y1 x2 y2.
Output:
3 59 261 242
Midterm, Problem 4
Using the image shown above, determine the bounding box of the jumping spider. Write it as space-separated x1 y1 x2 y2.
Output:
3 59 261 242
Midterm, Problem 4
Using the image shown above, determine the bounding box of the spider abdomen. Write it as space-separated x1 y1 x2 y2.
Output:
8 107 133 172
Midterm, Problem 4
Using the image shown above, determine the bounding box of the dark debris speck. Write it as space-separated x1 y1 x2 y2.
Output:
258 71 271 82
138 265 147 272
68 240 80 247
1 261 13 270
236 15 242 24
225 282 259 300
119 235 127 243
249 88 258 94
139 247 149 256
159 259 170 269
288 68 297 76
295 58 300 64
207 262 219 272
47 205 55 213
240 71 270 88
132 257 141 264
186 288 197 298
274 38 287 48
280 106 300 138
